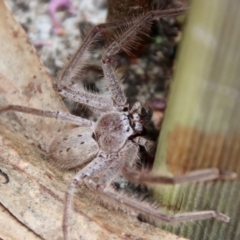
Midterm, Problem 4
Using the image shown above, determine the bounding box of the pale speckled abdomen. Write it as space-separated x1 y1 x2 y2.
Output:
48 127 99 169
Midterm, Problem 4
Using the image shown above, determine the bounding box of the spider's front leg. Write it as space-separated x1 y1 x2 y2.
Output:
86 141 231 225
56 18 131 113
121 139 236 185
57 8 188 112
89 180 230 223
133 136 156 157
98 8 189 111
110 141 235 223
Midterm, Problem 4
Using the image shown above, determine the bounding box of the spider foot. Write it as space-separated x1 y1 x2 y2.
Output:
218 170 237 180
214 212 230 222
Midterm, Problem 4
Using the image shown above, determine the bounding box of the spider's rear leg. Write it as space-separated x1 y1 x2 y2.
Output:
0 105 93 126
63 155 113 240
87 174 230 224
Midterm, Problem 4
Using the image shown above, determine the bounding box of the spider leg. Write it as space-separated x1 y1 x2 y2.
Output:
57 86 114 113
63 154 113 240
58 18 137 112
0 105 93 127
102 7 188 63
102 60 127 110
133 136 156 156
95 154 125 188
123 166 237 185
58 8 187 111
84 141 232 224
121 141 236 185
100 8 187 110
59 7 187 87
87 178 230 224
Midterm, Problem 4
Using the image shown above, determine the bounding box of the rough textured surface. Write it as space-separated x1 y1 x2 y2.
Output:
0 0 70 152
0 203 42 240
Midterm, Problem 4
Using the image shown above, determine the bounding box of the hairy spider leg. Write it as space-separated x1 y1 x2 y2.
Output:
65 139 235 240
85 142 231 225
0 105 93 127
63 155 114 240
57 8 188 113
120 133 236 185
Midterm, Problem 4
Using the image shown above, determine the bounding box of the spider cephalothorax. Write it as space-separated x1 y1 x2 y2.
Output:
94 110 134 153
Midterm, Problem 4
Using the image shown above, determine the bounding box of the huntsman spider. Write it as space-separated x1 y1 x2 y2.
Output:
0 6 236 240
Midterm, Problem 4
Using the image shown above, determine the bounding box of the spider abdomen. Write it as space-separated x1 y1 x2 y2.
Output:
94 112 133 153
48 127 99 169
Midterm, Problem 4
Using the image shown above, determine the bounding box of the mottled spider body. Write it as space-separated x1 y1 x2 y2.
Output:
49 101 152 171
95 111 134 153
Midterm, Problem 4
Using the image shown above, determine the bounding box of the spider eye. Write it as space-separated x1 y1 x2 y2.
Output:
92 133 96 140
141 106 152 122
134 122 143 132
